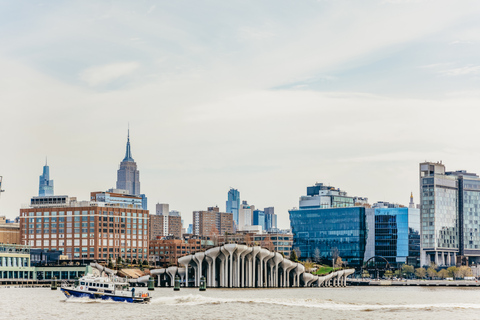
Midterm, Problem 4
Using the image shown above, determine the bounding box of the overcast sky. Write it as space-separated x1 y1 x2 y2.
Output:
1 0 480 228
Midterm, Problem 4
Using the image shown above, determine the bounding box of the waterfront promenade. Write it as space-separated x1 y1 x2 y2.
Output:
349 278 480 287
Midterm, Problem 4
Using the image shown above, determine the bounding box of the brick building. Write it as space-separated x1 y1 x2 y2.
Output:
149 214 182 240
148 238 202 267
193 206 234 237
19 195 149 262
0 216 20 244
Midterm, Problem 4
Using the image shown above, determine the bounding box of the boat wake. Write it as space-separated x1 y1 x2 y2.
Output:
62 297 120 304
150 294 480 311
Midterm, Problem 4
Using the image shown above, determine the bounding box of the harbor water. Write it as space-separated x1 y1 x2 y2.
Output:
2 286 480 319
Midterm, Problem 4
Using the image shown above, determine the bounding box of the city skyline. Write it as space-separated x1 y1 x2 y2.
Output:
1 1 480 229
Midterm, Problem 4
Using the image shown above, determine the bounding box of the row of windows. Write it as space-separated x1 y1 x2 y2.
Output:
25 211 147 218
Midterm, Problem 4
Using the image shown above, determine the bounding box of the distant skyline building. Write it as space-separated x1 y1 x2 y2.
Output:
156 203 169 215
238 200 255 231
115 130 147 210
264 207 277 232
38 160 54 197
193 206 234 236
226 188 240 226
253 209 265 231
116 130 140 196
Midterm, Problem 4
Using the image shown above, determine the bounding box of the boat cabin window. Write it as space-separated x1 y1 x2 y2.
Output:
103 284 108 288
80 282 85 285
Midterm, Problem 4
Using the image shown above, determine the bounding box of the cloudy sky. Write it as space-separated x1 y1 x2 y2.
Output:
1 0 480 228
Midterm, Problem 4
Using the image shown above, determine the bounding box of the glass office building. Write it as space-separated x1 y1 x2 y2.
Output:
364 206 420 268
253 210 265 231
289 206 366 268
226 188 240 226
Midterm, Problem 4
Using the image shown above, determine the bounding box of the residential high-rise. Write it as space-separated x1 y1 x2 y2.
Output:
420 162 480 266
238 201 255 231
156 204 169 215
116 130 140 196
289 183 367 267
148 203 182 240
226 188 240 226
39 161 54 197
193 207 234 236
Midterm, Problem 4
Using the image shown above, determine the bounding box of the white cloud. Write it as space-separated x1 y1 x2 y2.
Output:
440 65 480 76
79 62 140 87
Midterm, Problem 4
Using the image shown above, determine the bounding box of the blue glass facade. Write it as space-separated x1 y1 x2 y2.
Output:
264 207 276 232
39 163 54 197
226 188 240 226
289 207 366 267
253 210 265 230
367 207 420 267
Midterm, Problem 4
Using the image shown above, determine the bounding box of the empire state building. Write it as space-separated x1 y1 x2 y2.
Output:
116 131 141 195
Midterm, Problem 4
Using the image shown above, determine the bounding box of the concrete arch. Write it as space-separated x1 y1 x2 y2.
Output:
158 244 354 289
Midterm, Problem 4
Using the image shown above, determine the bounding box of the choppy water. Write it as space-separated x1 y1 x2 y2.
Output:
2 286 480 319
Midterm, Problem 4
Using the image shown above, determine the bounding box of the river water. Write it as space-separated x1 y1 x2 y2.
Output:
2 286 480 319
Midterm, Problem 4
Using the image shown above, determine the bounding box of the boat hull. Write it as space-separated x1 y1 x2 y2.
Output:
61 288 149 303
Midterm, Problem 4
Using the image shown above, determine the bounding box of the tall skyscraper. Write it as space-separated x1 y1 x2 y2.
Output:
38 160 54 196
226 188 240 225
115 130 147 210
116 130 140 196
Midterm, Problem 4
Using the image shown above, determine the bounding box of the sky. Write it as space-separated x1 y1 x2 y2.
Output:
1 0 480 229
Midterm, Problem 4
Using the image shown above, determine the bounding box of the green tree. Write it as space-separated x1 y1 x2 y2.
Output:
447 266 458 278
402 264 415 278
459 266 473 279
415 267 427 279
290 250 298 262
116 256 122 266
132 259 137 265
437 269 448 279
427 267 437 279
362 269 370 278
303 260 314 272
107 258 114 269
384 270 393 279
142 260 149 266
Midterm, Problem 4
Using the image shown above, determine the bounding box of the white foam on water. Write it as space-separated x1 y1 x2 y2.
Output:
63 296 121 304
150 294 480 311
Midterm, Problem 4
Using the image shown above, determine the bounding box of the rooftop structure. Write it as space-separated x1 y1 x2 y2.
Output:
298 182 368 209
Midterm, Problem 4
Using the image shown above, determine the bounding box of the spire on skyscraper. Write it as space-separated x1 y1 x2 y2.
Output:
409 192 415 208
123 128 134 162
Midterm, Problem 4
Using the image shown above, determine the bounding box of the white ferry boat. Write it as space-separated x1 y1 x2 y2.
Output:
60 274 151 303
